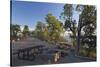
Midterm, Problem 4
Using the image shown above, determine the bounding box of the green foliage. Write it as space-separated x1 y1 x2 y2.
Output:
61 4 77 46
61 4 73 20
35 21 49 41
11 24 21 40
65 20 77 36
76 5 96 28
35 13 65 44
46 13 64 43
79 47 96 58
61 4 96 58
77 5 96 57
23 25 29 37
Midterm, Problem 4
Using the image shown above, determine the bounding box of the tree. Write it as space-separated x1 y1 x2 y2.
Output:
46 13 64 44
11 24 21 40
76 5 96 56
61 4 73 20
35 21 49 40
61 4 77 47
23 25 29 37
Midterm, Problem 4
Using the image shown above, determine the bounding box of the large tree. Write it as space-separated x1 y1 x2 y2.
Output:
46 13 64 44
76 5 96 56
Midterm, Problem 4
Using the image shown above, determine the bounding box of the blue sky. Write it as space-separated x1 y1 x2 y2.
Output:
11 1 79 30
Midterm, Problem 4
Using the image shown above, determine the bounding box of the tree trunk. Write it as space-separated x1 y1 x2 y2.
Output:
76 23 81 55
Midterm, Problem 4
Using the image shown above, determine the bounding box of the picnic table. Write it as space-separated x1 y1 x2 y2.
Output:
16 45 45 60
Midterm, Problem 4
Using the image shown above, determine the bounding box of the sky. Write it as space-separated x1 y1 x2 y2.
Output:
11 1 79 31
